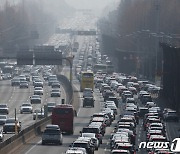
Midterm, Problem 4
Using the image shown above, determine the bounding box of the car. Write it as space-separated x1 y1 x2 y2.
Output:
107 96 119 108
34 80 43 88
137 107 149 118
30 95 41 104
11 78 20 86
47 102 56 112
103 90 114 101
0 115 7 125
42 124 63 145
33 109 44 120
48 78 58 86
141 94 152 104
83 88 93 98
80 133 99 150
2 73 11 80
83 97 94 107
0 104 9 114
34 87 43 95
72 140 94 154
19 81 29 88
163 109 179 122
65 147 87 154
20 103 33 114
3 118 21 133
81 126 103 144
51 81 60 88
51 89 61 97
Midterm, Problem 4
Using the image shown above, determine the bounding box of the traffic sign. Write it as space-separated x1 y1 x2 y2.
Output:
34 51 62 65
17 51 33 65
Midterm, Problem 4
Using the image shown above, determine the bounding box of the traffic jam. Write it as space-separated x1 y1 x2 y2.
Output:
64 38 179 153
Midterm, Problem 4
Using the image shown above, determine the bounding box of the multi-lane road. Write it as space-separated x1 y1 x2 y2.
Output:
0 70 66 141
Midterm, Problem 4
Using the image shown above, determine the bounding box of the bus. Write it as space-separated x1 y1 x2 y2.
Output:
80 71 94 92
51 104 75 134
93 64 107 74
93 64 114 74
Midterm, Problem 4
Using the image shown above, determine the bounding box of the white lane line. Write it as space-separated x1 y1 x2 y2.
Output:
24 139 41 154
74 84 82 116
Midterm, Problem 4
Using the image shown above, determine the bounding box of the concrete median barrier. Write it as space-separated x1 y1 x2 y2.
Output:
0 116 51 154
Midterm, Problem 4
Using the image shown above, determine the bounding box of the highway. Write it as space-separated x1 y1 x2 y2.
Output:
1 12 180 154
0 68 66 141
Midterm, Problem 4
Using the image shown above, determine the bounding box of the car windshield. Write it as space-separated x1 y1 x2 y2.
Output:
44 129 60 134
52 89 59 92
82 128 99 133
22 104 31 107
35 87 42 90
82 133 95 138
32 95 40 98
21 81 27 84
73 143 88 148
0 115 6 119
0 104 7 108
47 102 56 106
6 119 15 123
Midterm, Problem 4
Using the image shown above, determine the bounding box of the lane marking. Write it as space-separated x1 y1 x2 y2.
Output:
24 139 41 154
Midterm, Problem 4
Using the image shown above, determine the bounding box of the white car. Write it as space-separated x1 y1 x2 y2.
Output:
80 133 99 150
34 87 43 95
20 103 33 114
33 109 44 120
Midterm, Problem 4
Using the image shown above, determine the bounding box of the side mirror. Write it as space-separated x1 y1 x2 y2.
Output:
79 131 82 134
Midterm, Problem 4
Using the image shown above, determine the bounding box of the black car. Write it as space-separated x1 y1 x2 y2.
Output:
137 107 149 118
83 97 94 107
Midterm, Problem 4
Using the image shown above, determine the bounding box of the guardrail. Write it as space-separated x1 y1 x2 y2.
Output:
0 116 51 153
0 74 74 154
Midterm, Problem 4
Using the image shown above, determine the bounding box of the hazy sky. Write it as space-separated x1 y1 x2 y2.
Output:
65 0 120 15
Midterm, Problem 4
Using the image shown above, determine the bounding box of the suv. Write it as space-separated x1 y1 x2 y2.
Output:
83 97 94 107
42 124 63 145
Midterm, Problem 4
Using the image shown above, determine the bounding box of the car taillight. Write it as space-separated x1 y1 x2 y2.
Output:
96 134 101 138
147 134 150 139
